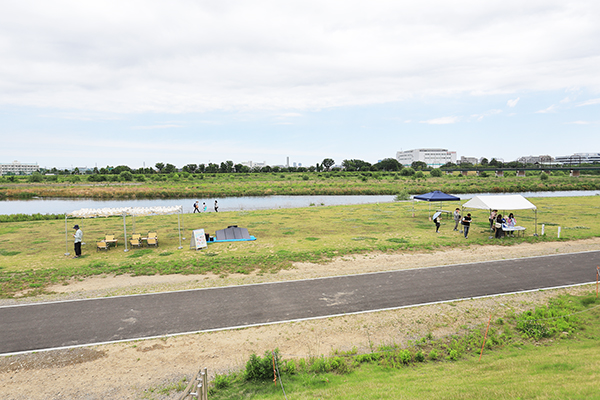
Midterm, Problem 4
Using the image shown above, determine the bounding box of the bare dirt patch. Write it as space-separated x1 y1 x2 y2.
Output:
1 238 599 399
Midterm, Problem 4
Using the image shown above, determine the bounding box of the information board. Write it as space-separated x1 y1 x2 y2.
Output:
190 229 207 250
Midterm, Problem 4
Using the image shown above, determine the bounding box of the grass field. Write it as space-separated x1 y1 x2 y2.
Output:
0 195 599 298
1 171 599 199
206 292 600 399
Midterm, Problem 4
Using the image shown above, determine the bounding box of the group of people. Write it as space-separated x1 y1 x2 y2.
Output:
434 208 471 238
193 200 218 213
434 208 518 239
489 210 517 238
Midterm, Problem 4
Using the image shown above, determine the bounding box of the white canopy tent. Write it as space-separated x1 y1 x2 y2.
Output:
461 195 537 235
64 205 184 255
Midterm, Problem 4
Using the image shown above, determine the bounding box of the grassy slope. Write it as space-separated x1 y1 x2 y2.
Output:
210 293 600 399
1 172 600 199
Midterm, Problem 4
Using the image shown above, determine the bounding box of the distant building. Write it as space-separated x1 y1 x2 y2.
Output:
554 153 600 165
458 156 477 165
396 148 457 167
0 160 39 175
516 155 553 164
240 161 267 168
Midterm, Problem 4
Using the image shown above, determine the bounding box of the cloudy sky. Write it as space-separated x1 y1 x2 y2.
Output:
1 0 599 169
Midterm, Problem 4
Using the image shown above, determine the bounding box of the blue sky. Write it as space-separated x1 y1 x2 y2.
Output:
1 1 599 169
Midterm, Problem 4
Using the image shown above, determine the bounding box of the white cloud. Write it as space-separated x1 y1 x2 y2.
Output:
131 124 183 130
0 1 599 114
566 120 598 125
507 97 520 108
536 105 557 114
576 98 600 107
420 116 461 125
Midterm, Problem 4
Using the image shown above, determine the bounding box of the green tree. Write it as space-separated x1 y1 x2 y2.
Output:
373 158 402 171
342 159 372 171
411 161 427 170
119 171 133 181
322 158 335 171
205 163 219 173
182 164 197 173
163 163 176 174
28 172 44 183
480 158 489 166
155 163 165 173
430 168 442 177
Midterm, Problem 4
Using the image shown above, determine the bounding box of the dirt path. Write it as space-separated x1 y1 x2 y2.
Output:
1 238 599 399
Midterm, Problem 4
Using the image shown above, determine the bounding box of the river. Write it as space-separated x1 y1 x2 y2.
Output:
0 191 599 215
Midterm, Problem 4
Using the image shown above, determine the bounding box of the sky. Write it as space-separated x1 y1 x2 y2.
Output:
1 0 599 170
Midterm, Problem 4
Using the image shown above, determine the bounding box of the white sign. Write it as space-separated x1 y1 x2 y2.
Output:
190 229 207 250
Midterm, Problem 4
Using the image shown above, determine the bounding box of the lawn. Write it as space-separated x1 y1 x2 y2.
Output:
0 195 598 298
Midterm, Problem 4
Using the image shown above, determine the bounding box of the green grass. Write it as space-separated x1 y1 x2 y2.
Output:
0 196 599 297
207 293 600 399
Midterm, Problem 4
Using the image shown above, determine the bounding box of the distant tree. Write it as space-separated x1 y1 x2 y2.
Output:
205 163 219 173
441 162 456 169
220 161 234 173
261 165 272 173
72 167 80 175
111 165 132 175
315 163 322 172
28 172 44 183
411 161 427 170
155 163 165 173
197 164 206 173
99 167 109 175
489 158 504 168
250 165 262 173
234 164 250 173
308 166 316 172
182 164 198 173
342 159 372 171
480 158 489 166
373 158 402 171
322 158 335 171
119 171 133 181
297 166 307 172
163 163 176 174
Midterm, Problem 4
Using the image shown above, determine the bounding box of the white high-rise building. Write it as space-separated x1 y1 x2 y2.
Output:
396 149 457 167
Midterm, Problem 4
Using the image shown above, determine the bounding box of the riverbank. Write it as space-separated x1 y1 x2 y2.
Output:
1 172 599 200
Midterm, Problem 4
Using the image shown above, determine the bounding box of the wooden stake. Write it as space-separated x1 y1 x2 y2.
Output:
479 315 492 362
273 351 277 385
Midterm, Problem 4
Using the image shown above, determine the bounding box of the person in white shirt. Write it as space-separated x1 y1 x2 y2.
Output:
73 225 83 258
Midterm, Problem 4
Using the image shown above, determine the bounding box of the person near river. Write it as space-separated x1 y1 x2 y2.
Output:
73 224 83 258
193 201 200 213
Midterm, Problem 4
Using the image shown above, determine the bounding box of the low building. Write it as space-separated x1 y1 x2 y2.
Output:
458 156 477 165
516 155 554 164
0 160 39 175
554 153 600 165
396 148 457 167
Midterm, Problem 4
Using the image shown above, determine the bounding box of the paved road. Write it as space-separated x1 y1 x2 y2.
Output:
1 251 599 355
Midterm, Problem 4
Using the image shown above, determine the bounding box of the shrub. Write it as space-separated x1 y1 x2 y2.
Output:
446 349 459 361
479 171 489 178
400 167 415 176
428 349 439 360
119 171 133 182
213 373 230 389
540 172 549 181
245 350 279 382
414 171 425 179
28 172 44 183
415 350 425 362
430 168 442 177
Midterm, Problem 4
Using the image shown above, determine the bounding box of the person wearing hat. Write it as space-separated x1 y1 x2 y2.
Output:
73 225 83 258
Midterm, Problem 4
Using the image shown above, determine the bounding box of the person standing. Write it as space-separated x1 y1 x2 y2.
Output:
193 201 200 213
73 224 83 258
214 200 219 212
202 202 207 212
434 215 441 233
489 210 497 231
453 208 461 231
462 213 472 238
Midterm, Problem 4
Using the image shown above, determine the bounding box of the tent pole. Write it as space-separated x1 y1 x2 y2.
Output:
534 209 538 236
181 207 186 240
64 214 70 256
177 209 183 249
123 212 129 252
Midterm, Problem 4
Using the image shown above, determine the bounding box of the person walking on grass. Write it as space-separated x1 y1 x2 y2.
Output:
202 202 207 212
453 208 461 231
214 200 219 212
73 225 83 258
193 201 200 213
462 213 472 238
434 215 441 233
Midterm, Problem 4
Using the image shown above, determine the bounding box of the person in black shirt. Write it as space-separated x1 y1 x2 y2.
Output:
462 213 472 238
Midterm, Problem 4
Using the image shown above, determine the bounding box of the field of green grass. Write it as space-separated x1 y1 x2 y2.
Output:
0 195 598 298
206 292 600 399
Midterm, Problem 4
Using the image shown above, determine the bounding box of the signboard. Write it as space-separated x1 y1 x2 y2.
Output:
190 229 207 250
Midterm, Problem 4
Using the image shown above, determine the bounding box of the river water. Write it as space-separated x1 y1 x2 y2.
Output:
0 191 599 215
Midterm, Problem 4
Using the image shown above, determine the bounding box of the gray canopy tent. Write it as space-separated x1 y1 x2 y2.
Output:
64 205 184 255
